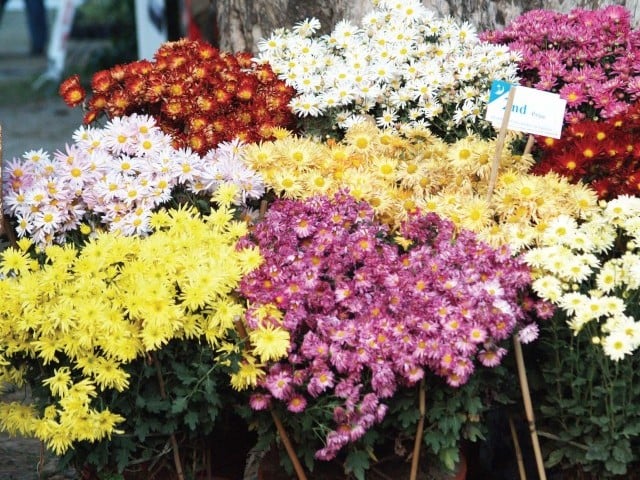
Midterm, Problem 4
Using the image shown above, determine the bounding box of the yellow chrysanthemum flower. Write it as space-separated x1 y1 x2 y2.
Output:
42 367 73 398
230 355 265 391
0 247 32 274
249 325 290 362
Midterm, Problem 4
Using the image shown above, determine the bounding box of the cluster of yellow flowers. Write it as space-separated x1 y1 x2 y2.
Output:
245 122 598 251
0 187 269 454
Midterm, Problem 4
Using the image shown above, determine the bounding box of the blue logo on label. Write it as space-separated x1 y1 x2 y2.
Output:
489 80 513 102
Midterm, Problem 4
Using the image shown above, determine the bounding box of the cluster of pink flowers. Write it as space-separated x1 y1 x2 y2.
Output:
481 5 640 123
239 192 535 460
2 113 264 246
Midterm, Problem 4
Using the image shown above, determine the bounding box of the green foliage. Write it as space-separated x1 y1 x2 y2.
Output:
533 315 640 478
242 362 518 478
57 339 235 476
344 448 371 480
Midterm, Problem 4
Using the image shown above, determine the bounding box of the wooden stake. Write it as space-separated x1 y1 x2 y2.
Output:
483 97 547 480
410 378 426 480
523 134 535 156
486 87 517 202
271 409 309 480
508 415 528 480
513 337 547 480
233 316 308 480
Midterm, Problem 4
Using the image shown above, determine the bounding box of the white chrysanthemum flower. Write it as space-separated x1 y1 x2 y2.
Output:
604 195 640 223
618 253 640 289
33 205 63 235
518 323 539 344
296 74 323 94
573 295 609 323
257 32 287 54
376 108 399 128
600 296 627 318
625 257 640 290
256 2 520 139
560 254 595 283
532 275 564 302
338 113 370 130
22 148 50 164
330 19 359 48
624 216 640 243
538 245 573 277
292 17 321 37
596 261 620 293
290 94 324 117
601 329 634 361
581 219 617 253
320 87 353 109
453 20 477 43
558 291 589 316
135 131 171 158
383 0 429 23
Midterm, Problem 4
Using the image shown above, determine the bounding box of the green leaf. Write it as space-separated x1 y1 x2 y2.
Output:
545 450 565 469
144 397 168 413
439 446 460 472
396 407 420 429
622 424 640 437
171 396 188 413
463 424 484 442
612 441 632 463
184 411 199 431
585 442 609 462
344 449 370 480
114 438 137 472
605 458 628 476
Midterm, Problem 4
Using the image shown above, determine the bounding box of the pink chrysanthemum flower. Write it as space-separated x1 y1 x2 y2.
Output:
240 191 535 460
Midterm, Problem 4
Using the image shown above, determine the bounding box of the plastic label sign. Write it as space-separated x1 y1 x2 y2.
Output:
486 80 567 139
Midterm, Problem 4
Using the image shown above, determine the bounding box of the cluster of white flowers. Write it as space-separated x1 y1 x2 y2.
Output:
256 0 521 139
2 113 264 247
524 195 640 361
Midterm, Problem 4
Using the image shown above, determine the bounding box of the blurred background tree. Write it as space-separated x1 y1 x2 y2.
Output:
212 0 640 53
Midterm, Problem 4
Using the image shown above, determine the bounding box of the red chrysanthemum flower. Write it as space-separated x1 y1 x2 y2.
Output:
90 69 114 93
109 64 127 82
82 109 99 124
88 94 107 111
59 74 86 107
60 38 296 153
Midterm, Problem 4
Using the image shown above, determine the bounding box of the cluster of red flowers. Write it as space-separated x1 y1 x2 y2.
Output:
532 103 640 199
59 39 296 154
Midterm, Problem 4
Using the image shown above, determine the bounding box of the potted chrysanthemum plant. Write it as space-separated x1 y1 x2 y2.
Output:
233 190 538 479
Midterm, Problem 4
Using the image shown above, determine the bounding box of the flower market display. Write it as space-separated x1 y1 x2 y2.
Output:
2 1 640 479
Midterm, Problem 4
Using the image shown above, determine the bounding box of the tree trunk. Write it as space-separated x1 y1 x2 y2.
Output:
215 0 640 53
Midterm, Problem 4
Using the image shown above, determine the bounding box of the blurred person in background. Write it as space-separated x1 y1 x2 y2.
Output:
0 0 48 55
188 0 218 47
